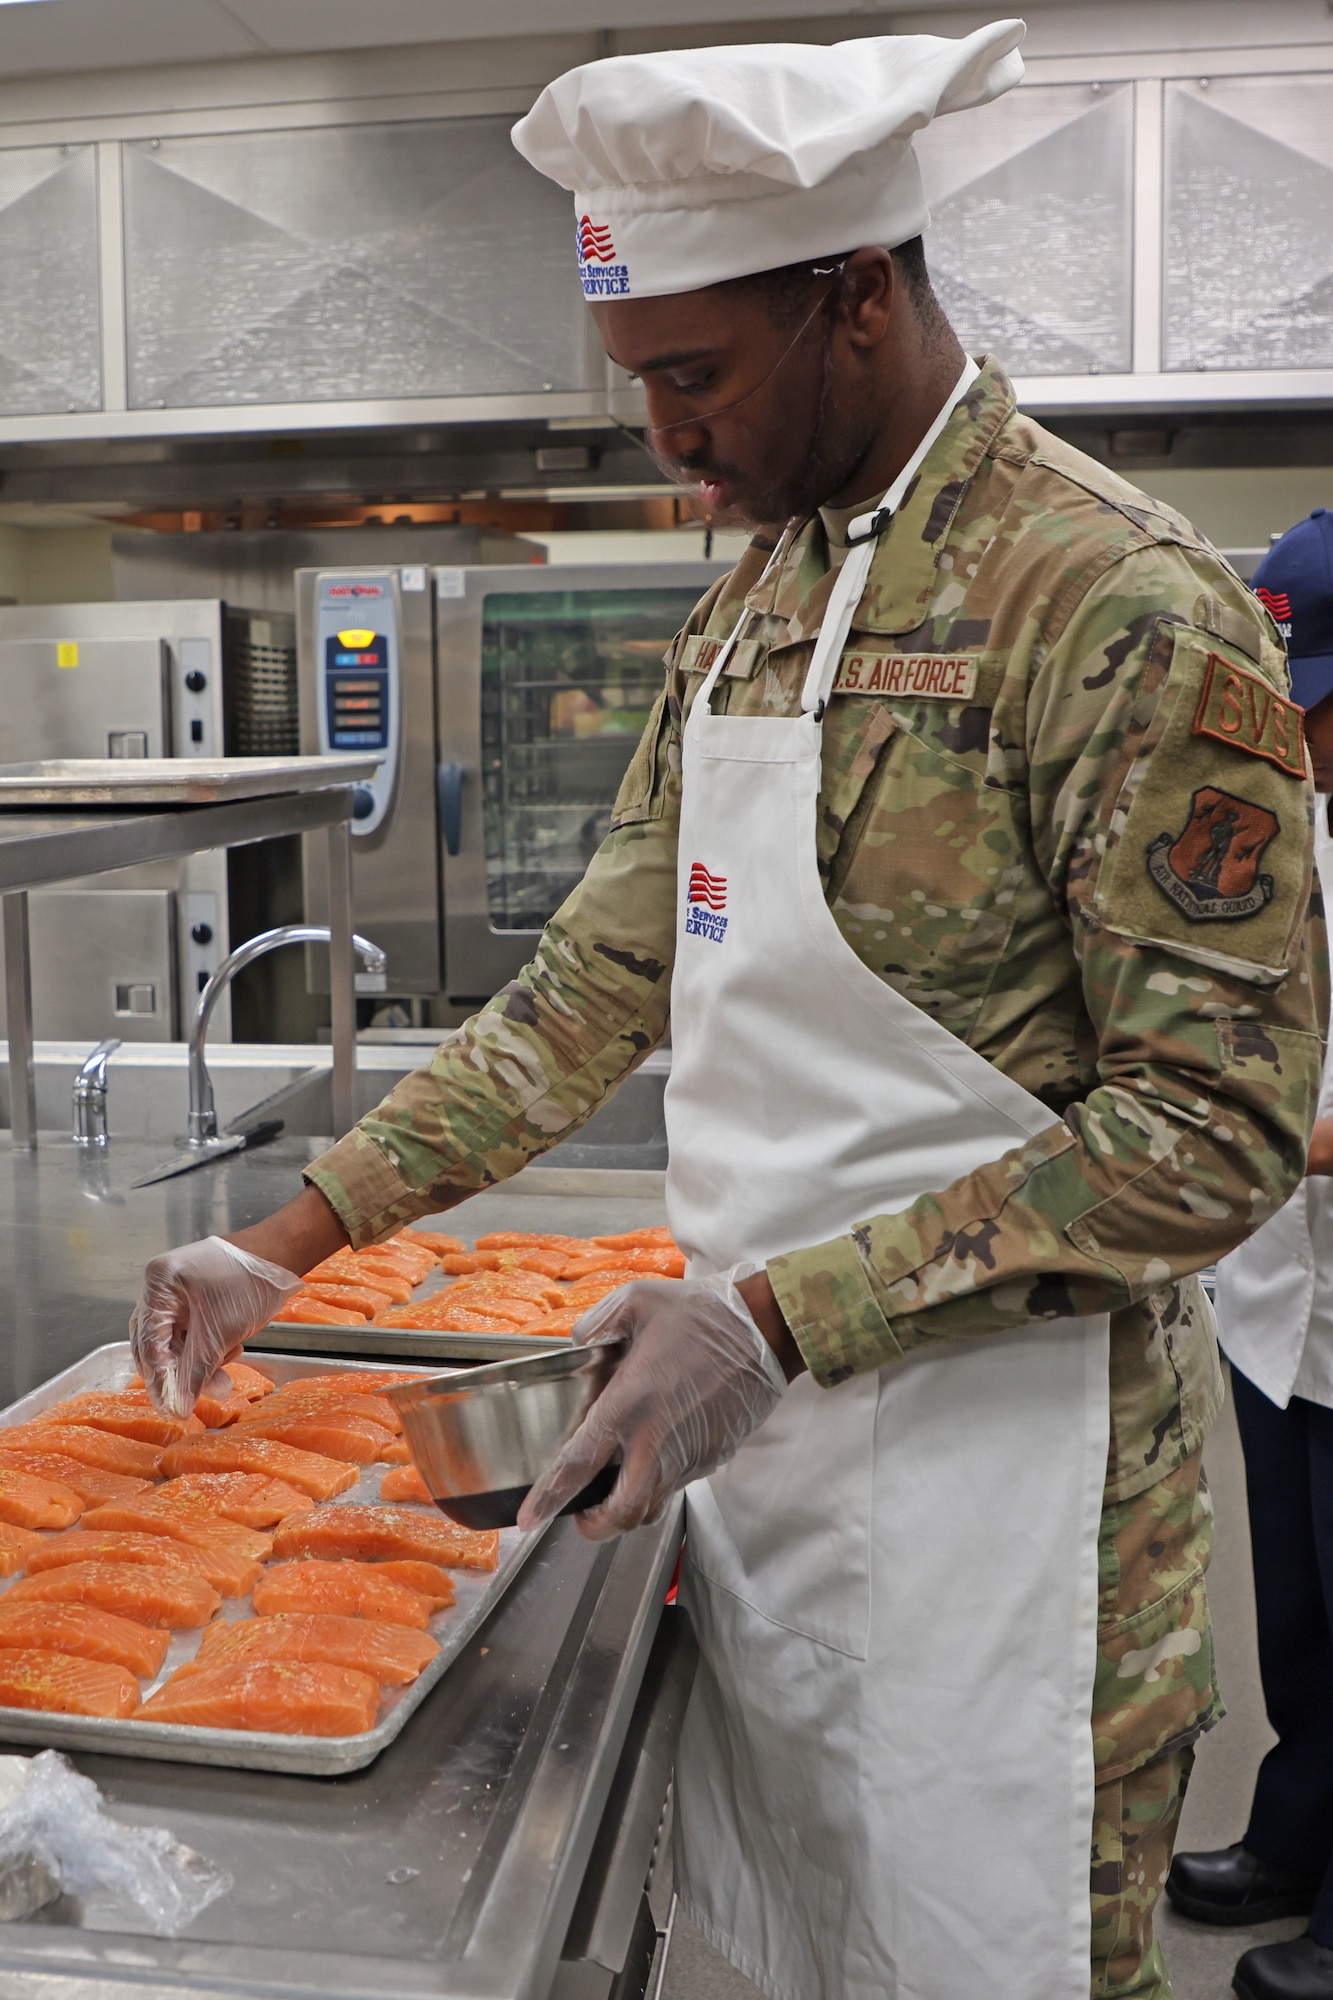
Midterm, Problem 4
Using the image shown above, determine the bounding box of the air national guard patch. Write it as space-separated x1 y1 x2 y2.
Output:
1192 654 1306 778
1146 787 1280 923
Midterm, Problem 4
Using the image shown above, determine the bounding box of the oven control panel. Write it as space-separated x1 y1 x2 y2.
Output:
314 571 401 836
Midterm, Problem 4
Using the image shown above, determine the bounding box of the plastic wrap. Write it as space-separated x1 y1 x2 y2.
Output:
0 1751 231 1933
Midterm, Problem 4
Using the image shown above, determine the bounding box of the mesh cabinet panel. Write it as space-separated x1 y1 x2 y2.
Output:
1165 75 1333 371
0 144 100 415
917 83 1133 376
123 118 585 409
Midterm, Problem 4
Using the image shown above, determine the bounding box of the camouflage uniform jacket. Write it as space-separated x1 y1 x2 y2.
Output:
308 357 1326 1505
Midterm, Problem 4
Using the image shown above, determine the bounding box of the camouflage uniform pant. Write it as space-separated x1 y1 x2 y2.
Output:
1091 1450 1220 1998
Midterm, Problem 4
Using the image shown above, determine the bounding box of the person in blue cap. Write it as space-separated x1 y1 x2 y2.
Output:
1169 506 1333 2000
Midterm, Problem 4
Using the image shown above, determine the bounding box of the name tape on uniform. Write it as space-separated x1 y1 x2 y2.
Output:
1192 653 1306 779
832 652 980 699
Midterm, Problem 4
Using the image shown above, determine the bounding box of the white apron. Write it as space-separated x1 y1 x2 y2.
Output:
663 382 1111 2000
1216 797 1333 1410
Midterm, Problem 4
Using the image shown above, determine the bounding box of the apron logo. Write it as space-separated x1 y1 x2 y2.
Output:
1191 653 1305 776
832 652 979 699
686 863 728 942
1146 786 1280 922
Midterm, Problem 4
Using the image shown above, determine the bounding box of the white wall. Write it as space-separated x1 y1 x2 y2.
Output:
534 527 752 567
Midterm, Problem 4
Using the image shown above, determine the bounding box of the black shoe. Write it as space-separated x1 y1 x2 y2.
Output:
1167 1844 1320 1926
1235 1935 1333 1998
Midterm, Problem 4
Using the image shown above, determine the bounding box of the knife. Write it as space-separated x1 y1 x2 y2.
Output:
130 1119 285 1190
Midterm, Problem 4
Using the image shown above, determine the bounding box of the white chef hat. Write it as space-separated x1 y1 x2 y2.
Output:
512 20 1025 302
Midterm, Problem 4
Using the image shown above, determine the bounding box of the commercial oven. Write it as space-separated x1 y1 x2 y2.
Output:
297 562 723 1011
0 599 295 1042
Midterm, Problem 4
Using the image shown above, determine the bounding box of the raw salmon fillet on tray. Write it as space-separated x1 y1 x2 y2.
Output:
267 1222 685 1351
0 1299 545 1774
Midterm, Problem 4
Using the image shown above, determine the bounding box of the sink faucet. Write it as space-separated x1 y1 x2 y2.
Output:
72 1038 121 1147
188 925 386 1146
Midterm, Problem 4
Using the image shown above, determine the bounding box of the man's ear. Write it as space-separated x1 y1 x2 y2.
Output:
837 248 896 349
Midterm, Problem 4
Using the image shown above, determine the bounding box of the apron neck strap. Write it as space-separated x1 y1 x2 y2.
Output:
693 531 792 712
799 356 981 719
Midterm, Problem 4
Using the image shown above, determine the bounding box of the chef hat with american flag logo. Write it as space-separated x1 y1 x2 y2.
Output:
512 20 1025 303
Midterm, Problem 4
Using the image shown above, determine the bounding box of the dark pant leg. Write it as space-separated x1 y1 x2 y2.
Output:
1233 1366 1333 1875
1297 1398 1333 1944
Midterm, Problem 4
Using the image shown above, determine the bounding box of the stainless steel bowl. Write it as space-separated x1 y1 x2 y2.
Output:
385 1347 619 1529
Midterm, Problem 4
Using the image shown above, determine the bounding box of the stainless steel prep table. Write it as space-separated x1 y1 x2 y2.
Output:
0 1135 690 2000
0 762 372 1150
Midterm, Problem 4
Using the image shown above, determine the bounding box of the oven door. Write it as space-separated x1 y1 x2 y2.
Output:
435 563 722 1009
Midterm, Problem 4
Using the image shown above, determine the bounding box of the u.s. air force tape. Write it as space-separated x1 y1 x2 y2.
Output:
832 652 979 698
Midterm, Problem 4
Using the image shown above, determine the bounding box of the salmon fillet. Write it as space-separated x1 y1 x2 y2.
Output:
194 1390 256 1428
222 1363 275 1400
393 1230 461 1258
242 1387 401 1432
363 1241 438 1284
472 1232 585 1251
0 1467 83 1530
303 1261 413 1305
376 1560 456 1608
379 1441 409 1464
0 1425 161 1479
452 1271 570 1309
252 1559 433 1628
296 1282 395 1319
559 1248 686 1279
562 1272 655 1308
25 1530 261 1599
138 1657 380 1736
520 1313 579 1339
0 1450 150 1506
157 1435 359 1501
273 1372 422 1396
591 1228 679 1250
379 1465 431 1505
226 1414 394 1465
273 1504 499 1571
33 1396 202 1447
0 1601 168 1678
80 1498 273 1561
373 1300 535 1334
152 1473 313 1527
272 1298 366 1327
0 1648 139 1719
5 1560 220 1629
0 1523 45 1575
194 1612 438 1686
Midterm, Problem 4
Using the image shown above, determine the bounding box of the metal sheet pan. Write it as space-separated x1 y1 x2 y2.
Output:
0 756 378 806
0 1344 539 1776
248 1321 568 1362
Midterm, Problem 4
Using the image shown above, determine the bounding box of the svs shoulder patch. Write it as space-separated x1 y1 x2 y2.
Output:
1146 787 1280 923
1192 654 1305 778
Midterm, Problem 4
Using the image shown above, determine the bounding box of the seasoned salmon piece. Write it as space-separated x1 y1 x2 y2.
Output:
373 1302 527 1335
252 1560 433 1628
590 1227 679 1251
6 1560 220 1629
265 1371 421 1396
25 1530 261 1599
228 1415 395 1465
194 1611 438 1685
0 1450 149 1506
33 1396 202 1447
0 1648 139 1719
221 1362 275 1401
375 1560 456 1609
273 1298 367 1327
0 1601 168 1678
453 1271 570 1309
472 1231 585 1251
563 1272 656 1308
0 1425 161 1480
0 1523 45 1574
80 1497 274 1561
273 1504 499 1571
393 1230 462 1259
139 1657 380 1736
236 1388 401 1433
296 1282 395 1319
302 1258 413 1305
153 1473 313 1527
157 1435 359 1502
0 1467 83 1531
520 1313 579 1339
559 1248 686 1280
362 1241 438 1283
379 1464 431 1505
194 1390 256 1428
430 1293 546 1327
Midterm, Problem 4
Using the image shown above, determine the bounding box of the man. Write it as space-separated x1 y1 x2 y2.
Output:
1169 512 1333 2000
131 23 1325 1998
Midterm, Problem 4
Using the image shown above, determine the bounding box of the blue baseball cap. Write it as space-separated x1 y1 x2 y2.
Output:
1252 508 1333 711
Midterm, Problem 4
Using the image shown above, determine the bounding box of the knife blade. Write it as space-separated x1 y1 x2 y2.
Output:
129 1118 285 1190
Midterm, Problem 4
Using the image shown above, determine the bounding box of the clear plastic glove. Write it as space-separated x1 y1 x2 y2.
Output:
129 1236 301 1417
516 1269 787 1542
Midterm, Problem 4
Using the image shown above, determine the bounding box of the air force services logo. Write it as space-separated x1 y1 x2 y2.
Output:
686 863 728 942
576 215 630 297
1146 786 1279 923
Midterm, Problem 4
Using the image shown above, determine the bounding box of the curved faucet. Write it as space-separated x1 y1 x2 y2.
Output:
188 925 386 1146
72 1038 121 1147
